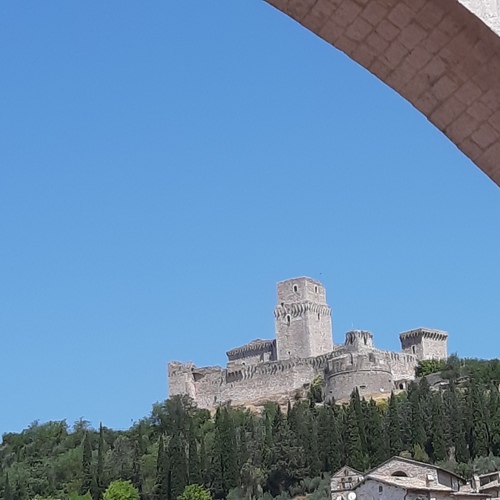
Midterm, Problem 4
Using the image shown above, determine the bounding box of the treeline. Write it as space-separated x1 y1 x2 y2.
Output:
416 354 500 384
2 361 500 499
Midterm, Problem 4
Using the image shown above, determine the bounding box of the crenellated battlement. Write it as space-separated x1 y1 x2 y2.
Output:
167 278 448 409
400 328 448 342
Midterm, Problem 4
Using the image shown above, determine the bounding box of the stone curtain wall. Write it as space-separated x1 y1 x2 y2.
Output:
226 340 277 369
169 343 420 408
264 0 500 187
168 345 419 409
385 350 419 380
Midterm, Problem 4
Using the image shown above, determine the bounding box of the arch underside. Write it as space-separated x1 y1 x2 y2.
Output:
265 0 500 187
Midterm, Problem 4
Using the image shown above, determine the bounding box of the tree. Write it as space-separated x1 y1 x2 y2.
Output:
80 432 93 496
211 408 238 498
469 380 490 459
408 383 426 449
387 393 403 457
430 393 447 462
187 420 201 485
344 404 366 471
266 406 306 496
93 422 105 500
177 484 211 500
4 473 13 500
103 480 139 500
154 435 169 499
364 399 386 467
130 423 144 495
444 382 469 463
168 433 188 500
316 405 341 472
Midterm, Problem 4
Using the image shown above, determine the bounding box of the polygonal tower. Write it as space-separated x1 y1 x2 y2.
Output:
274 277 333 360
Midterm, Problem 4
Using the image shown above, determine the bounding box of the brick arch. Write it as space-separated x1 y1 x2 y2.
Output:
265 0 500 187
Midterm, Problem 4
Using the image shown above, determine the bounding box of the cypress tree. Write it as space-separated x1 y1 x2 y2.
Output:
187 419 201 485
92 422 105 500
262 410 273 472
167 433 188 500
131 422 144 495
4 473 13 500
317 405 341 472
489 383 500 455
267 406 306 496
211 407 239 498
469 380 490 458
365 399 386 467
289 401 320 476
155 435 169 500
199 435 208 486
430 393 447 462
345 404 365 471
445 382 469 463
387 392 403 457
223 409 239 490
80 431 93 496
350 389 368 456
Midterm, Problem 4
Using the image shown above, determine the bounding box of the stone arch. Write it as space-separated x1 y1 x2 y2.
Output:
265 0 500 186
392 471 409 477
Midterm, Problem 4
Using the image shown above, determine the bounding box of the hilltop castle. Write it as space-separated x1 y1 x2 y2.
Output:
168 277 448 408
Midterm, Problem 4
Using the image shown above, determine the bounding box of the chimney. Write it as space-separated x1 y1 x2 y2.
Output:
426 473 437 487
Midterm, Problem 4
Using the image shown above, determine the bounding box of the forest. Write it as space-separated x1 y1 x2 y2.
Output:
2 356 500 500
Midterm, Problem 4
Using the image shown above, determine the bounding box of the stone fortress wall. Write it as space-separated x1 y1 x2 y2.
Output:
168 277 448 408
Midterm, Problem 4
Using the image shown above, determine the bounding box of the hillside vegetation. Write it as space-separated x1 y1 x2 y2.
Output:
2 357 500 499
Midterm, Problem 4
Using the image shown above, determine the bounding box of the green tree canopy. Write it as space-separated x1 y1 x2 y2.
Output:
102 480 139 500
178 484 212 500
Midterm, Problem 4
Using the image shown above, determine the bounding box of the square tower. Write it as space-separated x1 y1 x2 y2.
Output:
400 328 448 361
274 277 333 360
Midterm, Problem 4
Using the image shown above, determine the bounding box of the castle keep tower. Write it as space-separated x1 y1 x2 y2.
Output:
274 277 333 360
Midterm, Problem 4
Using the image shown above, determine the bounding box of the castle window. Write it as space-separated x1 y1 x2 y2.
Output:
314 286 318 293
412 345 416 354
317 313 320 320
293 285 298 292
286 315 290 326
379 486 383 493
399 383 404 390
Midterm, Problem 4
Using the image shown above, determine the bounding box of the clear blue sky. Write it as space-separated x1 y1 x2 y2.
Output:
1 1 499 434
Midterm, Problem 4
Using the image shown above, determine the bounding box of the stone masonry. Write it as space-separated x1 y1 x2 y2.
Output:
264 0 500 187
168 277 449 408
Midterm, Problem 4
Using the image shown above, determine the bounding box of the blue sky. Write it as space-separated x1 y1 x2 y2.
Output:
1 1 499 434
